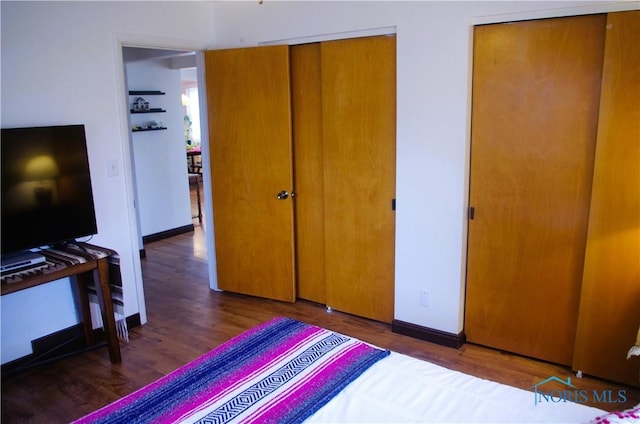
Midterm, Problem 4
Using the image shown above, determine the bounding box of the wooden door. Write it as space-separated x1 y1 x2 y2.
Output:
290 43 326 304
573 11 640 386
466 15 606 365
321 35 396 323
205 46 295 302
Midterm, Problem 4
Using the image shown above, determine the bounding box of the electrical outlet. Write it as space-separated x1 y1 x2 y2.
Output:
419 289 429 307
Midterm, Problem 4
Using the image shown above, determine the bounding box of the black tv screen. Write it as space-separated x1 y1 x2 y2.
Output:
1 124 98 254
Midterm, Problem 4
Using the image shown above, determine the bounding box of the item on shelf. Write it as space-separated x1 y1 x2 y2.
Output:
132 97 149 112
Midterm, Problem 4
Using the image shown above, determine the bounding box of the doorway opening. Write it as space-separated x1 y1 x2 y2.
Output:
122 46 209 273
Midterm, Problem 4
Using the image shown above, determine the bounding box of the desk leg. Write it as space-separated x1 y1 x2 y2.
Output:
73 273 95 346
94 258 122 363
195 176 202 223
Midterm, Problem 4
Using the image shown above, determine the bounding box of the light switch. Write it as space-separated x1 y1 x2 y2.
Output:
107 158 119 177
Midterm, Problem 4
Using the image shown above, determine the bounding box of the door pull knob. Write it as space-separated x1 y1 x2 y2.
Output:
276 190 289 200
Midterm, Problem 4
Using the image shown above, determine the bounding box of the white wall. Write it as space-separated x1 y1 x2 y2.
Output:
126 59 192 237
0 1 214 364
209 0 638 334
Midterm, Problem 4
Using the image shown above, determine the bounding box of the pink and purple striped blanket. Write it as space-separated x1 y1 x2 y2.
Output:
74 317 389 423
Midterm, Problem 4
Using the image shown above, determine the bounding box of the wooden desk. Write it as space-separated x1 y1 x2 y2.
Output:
1 250 122 363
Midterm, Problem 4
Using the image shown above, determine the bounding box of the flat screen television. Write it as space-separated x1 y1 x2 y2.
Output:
1 124 98 255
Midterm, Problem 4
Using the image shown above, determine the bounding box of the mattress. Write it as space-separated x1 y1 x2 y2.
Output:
307 351 605 423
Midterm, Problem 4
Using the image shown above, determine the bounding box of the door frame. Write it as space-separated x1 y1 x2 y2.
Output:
113 33 215 325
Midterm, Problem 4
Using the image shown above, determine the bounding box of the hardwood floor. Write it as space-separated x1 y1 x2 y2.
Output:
1 224 638 423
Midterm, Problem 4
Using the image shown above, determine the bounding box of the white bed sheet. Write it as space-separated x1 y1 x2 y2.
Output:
306 352 605 423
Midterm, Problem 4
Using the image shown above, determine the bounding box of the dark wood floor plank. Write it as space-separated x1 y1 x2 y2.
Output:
2 218 638 423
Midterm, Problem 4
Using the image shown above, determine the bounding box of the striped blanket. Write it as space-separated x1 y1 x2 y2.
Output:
73 317 390 424
44 242 128 342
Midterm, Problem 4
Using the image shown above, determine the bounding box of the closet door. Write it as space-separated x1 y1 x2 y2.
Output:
205 46 296 302
291 43 326 304
321 35 396 323
573 11 640 386
466 16 606 365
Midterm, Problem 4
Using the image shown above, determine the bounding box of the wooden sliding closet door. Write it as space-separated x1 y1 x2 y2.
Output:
573 11 640 387
321 35 396 323
205 46 296 302
466 16 606 365
291 43 326 304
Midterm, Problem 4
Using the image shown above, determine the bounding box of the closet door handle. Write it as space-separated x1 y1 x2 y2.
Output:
276 190 289 200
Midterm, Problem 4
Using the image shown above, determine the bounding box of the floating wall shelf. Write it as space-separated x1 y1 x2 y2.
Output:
130 109 166 114
132 127 168 132
128 90 166 95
